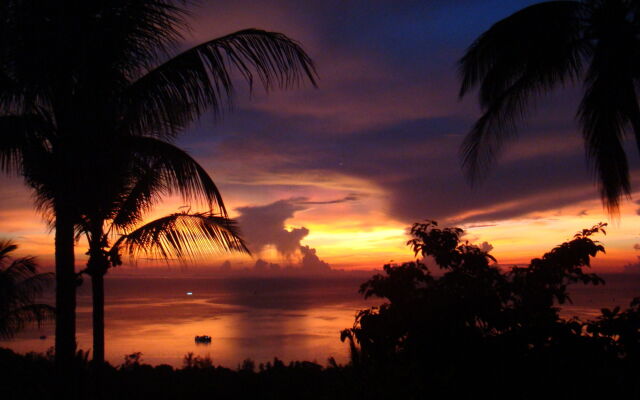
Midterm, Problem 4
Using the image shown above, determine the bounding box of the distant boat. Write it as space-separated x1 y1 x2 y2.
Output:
194 335 212 343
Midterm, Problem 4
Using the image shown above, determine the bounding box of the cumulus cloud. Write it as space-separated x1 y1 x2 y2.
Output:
299 245 331 272
247 249 331 275
235 197 354 261
235 199 310 256
235 195 363 256
231 198 342 275
215 251 331 276
253 259 282 272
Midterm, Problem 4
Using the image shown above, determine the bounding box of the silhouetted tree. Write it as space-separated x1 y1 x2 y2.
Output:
0 240 54 339
0 0 316 368
343 221 615 397
343 221 508 365
587 296 640 360
459 0 640 213
75 132 248 365
83 207 249 364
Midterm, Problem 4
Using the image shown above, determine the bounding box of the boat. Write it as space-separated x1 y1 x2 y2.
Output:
194 335 212 343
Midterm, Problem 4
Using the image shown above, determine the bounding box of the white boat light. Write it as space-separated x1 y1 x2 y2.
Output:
186 292 193 296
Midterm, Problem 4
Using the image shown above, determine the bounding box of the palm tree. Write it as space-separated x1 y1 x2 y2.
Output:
0 1 316 368
77 135 249 365
85 212 248 365
0 240 54 339
458 0 640 213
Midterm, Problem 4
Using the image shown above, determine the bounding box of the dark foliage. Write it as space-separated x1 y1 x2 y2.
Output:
0 349 351 400
342 220 640 398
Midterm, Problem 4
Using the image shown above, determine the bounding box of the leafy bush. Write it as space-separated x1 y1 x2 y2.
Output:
342 221 640 398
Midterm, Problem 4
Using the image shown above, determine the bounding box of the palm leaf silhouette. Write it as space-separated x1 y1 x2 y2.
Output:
458 1 640 212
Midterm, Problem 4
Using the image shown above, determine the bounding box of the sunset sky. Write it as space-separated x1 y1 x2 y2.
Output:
2 0 640 273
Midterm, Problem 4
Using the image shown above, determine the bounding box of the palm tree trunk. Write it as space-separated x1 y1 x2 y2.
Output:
91 271 105 364
54 206 76 368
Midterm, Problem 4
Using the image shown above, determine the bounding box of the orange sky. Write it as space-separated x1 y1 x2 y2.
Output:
2 173 639 274
2 1 640 275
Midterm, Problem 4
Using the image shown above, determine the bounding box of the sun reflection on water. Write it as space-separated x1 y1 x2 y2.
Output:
3 274 637 368
1 277 375 367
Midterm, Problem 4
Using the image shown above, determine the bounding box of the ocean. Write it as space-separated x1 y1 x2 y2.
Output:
1 273 639 368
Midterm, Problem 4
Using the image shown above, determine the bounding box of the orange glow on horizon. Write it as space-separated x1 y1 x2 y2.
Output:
2 173 640 274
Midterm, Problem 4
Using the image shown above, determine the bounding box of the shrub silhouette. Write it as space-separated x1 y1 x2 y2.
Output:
342 221 640 398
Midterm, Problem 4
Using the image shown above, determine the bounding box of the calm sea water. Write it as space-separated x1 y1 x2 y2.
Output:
1 274 639 368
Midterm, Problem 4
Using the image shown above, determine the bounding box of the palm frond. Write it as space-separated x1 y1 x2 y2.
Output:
0 240 54 339
111 212 250 263
1 259 52 304
578 30 640 213
0 112 58 223
459 1 584 100
122 28 317 138
0 239 18 264
5 257 39 281
86 0 192 75
0 114 53 175
110 166 166 231
0 304 55 339
0 1 190 107
126 136 226 215
460 76 539 183
458 1 587 181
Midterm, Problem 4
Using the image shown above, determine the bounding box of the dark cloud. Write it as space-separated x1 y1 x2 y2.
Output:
298 195 360 205
194 103 635 225
174 0 640 226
